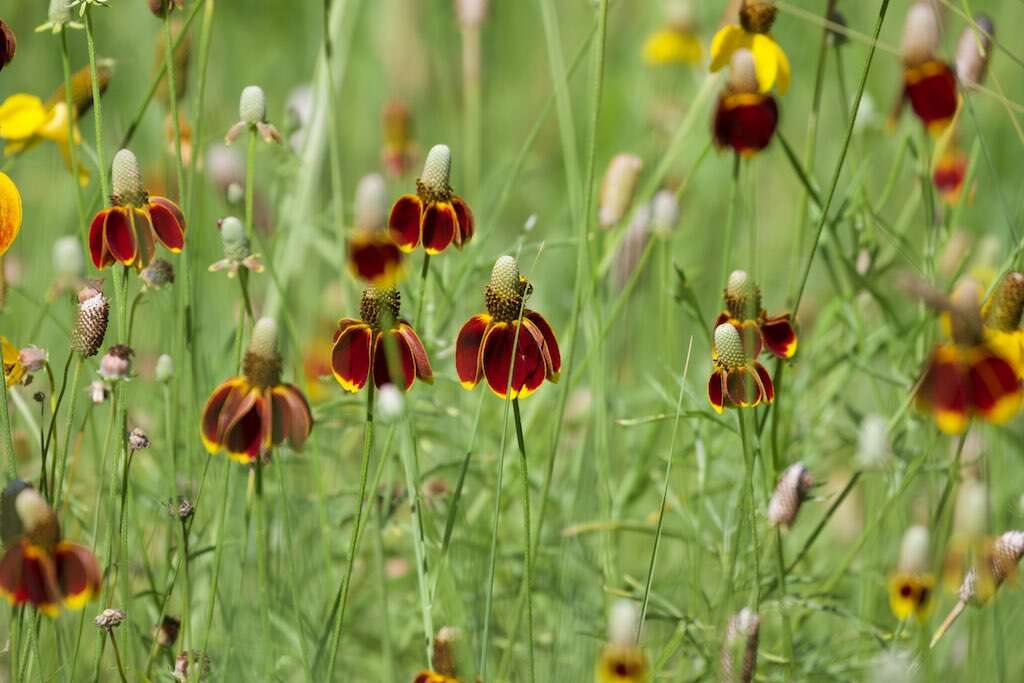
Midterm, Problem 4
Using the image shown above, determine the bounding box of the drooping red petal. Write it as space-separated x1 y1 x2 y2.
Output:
967 351 1022 425
933 150 967 206
421 201 457 254
904 60 958 133
103 208 137 266
725 367 761 407
54 542 101 609
708 370 726 413
222 397 265 462
451 196 475 248
917 346 969 434
373 329 416 390
713 93 779 156
761 314 797 359
397 322 433 383
525 310 561 379
7 543 60 615
89 210 113 269
755 362 775 403
148 196 186 252
331 324 373 392
215 381 259 448
133 208 157 270
200 380 236 453
482 321 547 399
736 319 764 359
348 230 404 285
456 314 491 389
388 194 423 252
270 384 313 449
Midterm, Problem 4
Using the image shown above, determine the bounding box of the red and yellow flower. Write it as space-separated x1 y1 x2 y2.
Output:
1 336 25 387
707 322 775 414
889 525 935 622
201 318 313 464
898 2 958 133
348 174 404 286
643 1 701 66
710 1 790 95
715 270 797 360
412 672 457 683
0 171 22 256
330 287 433 392
713 49 778 157
982 271 1024 378
382 99 418 179
598 645 649 683
89 149 186 271
455 256 561 400
933 142 968 206
388 143 474 254
0 481 101 616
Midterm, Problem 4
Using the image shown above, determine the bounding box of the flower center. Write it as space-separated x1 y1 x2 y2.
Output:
360 287 401 330
739 2 777 34
485 256 532 322
986 272 1024 333
714 323 748 371
242 351 282 389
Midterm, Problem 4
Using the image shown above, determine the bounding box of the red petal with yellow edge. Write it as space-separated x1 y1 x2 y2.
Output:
388 194 422 252
904 61 957 132
214 381 258 447
89 209 113 269
707 370 726 413
149 197 186 251
200 379 236 452
54 542 101 610
714 311 729 328
133 208 157 269
331 324 373 392
332 317 363 344
421 201 457 254
271 384 313 449
736 319 763 359
8 543 61 615
755 362 774 403
525 310 561 378
348 230 404 285
222 397 265 462
761 314 797 359
455 314 491 388
713 93 778 156
482 321 547 399
933 151 967 206
103 208 137 265
397 322 433 383
373 329 416 390
451 196 474 248
917 346 969 434
725 367 762 407
967 352 1022 425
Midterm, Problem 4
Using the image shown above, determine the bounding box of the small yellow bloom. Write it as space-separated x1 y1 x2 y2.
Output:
0 171 21 255
888 572 935 622
710 3 790 95
0 94 86 186
1 337 24 387
643 28 702 65
987 329 1024 378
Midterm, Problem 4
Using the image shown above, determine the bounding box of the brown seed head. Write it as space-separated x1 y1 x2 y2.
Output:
739 2 777 34
432 626 461 677
95 608 126 630
71 288 109 358
959 530 1024 604
111 149 147 207
243 318 282 388
360 287 401 330
984 272 1024 333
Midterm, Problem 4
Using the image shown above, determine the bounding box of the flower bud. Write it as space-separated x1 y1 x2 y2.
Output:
0 20 16 72
455 0 489 27
218 216 250 261
53 236 85 278
48 0 73 27
226 182 244 205
99 345 133 382
856 414 891 467
739 2 776 34
128 428 151 450
376 383 405 423
111 149 145 205
955 16 993 89
984 272 1024 333
140 258 175 289
155 354 175 383
901 1 940 67
354 173 387 230
70 288 109 358
599 153 643 228
651 189 680 236
239 85 267 124
88 380 110 404
170 497 193 520
95 608 126 630
898 525 931 574
248 318 278 360
767 462 812 528
419 144 452 198
728 48 759 94
173 651 210 682
720 608 760 683
18 346 48 374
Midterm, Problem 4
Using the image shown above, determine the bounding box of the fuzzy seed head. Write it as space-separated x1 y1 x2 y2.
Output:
354 173 387 230
218 216 250 261
725 270 762 318
95 608 126 630
608 599 640 646
10 485 58 546
53 236 84 277
599 153 643 228
956 16 994 88
985 272 1024 332
418 144 452 200
739 2 777 34
455 0 489 27
155 354 174 383
128 428 150 450
111 149 146 205
898 525 931 575
485 256 531 321
714 323 746 369
248 318 279 360
856 414 891 467
376 383 405 423
71 288 109 358
728 48 759 94
767 463 812 528
432 626 462 677
48 0 73 25
243 319 282 388
901 1 941 66
239 85 267 124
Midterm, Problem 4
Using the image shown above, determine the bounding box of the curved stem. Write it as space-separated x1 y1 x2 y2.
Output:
59 30 87 235
83 10 109 201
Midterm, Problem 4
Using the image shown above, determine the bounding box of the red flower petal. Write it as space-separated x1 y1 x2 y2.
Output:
713 93 778 156
482 321 547 399
348 230 404 285
388 194 423 252
271 384 313 449
755 362 774 403
103 208 137 266
905 60 957 133
397 322 433 383
88 210 113 269
725 367 761 407
421 201 457 254
967 351 1022 425
1 542 60 615
332 317 363 343
148 197 186 252
708 370 726 413
917 346 969 434
222 400 265 463
54 542 101 609
451 196 475 248
455 314 491 389
373 329 416 390
761 314 797 359
200 380 236 453
525 310 561 379
331 324 373 392
133 208 157 269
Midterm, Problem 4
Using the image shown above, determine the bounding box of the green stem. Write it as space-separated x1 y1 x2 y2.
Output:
414 253 431 331
774 528 796 681
322 0 346 235
254 459 272 671
83 9 110 201
720 153 741 287
200 458 233 660
163 11 186 199
512 398 535 683
1 370 17 481
107 632 128 683
244 128 257 240
59 30 87 234
53 355 83 511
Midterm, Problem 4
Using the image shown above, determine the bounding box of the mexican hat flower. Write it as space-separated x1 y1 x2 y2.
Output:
88 149 186 270
715 270 796 359
201 318 313 464
0 171 22 256
0 19 15 71
982 271 1024 378
388 144 474 254
597 601 649 683
889 526 935 622
643 0 702 66
707 322 774 413
0 480 101 616
348 173 404 285
455 255 561 399
381 99 418 178
899 1 957 133
1 336 25 387
713 49 779 157
710 1 790 95
932 142 968 206
915 278 1021 434
330 287 433 392
412 627 464 683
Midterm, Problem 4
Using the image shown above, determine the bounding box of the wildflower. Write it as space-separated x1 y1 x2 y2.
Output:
599 153 644 229
767 462 812 528
224 85 283 145
915 278 1021 434
348 173 404 285
932 142 968 206
650 189 680 237
0 19 15 71
710 1 789 95
1 337 24 387
94 607 125 629
982 272 1024 377
0 171 23 256
388 144 475 254
36 0 84 33
413 626 464 683
713 50 779 156
128 428 150 450
98 345 133 382
88 149 186 270
18 347 48 374
201 318 313 463
455 256 561 399
88 380 110 404
720 608 760 683
208 217 262 277
597 600 648 683
0 480 101 615
889 526 935 622
140 258 175 289
707 322 774 413
643 0 701 66
899 1 957 133
330 288 433 392
955 16 994 89
155 354 174 383
70 287 109 358
715 270 796 362
381 99 417 178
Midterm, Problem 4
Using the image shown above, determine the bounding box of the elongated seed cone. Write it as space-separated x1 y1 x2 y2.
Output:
728 49 759 95
984 272 1024 333
959 530 1024 604
599 153 643 228
720 608 760 683
354 173 387 230
70 288 109 357
739 2 777 34
956 15 994 89
432 626 461 677
767 463 812 528
46 61 114 116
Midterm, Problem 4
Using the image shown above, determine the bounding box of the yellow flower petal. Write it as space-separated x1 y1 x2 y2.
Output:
774 40 791 96
751 33 779 94
36 102 78 144
1 337 24 387
709 24 742 72
0 94 48 141
643 29 703 65
0 171 22 255
987 329 1024 378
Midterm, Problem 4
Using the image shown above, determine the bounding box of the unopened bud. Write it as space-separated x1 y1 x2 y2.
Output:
88 380 110 404
155 354 174 383
608 599 639 645
767 463 812 528
901 1 941 67
99 345 133 382
898 525 931 574
18 346 47 374
728 48 759 94
111 149 145 205
48 0 73 26
599 153 643 228
239 85 267 124
354 173 387 230
140 258 175 289
827 10 848 47
218 217 250 261
955 16 994 89
128 428 151 450
95 608 126 630
455 0 489 27
70 288 109 358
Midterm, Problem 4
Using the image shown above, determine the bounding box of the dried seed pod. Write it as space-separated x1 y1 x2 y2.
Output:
955 16 994 89
767 462 812 528
720 608 760 683
599 153 643 228
70 288 109 358
128 428 150 450
94 608 126 630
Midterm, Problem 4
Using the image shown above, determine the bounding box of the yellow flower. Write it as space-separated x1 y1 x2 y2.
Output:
643 28 702 65
710 2 790 95
888 572 935 622
1 337 24 387
0 171 21 255
0 94 87 186
987 329 1024 378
